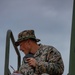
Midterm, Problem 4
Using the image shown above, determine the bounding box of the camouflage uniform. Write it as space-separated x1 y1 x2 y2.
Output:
19 44 64 75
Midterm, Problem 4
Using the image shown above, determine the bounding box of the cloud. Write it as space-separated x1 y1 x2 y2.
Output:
0 0 73 75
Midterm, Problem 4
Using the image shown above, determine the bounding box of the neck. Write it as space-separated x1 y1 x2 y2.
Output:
30 43 40 54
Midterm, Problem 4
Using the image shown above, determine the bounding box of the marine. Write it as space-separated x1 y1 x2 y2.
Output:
14 30 64 75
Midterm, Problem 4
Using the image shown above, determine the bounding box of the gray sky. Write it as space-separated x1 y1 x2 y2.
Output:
0 0 73 75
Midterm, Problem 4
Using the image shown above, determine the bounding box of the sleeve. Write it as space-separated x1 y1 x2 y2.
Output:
19 57 35 75
35 46 64 75
19 56 28 73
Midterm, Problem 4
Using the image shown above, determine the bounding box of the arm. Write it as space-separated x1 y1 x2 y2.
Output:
35 47 64 75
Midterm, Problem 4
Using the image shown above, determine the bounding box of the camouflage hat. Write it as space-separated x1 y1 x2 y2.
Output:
15 30 40 46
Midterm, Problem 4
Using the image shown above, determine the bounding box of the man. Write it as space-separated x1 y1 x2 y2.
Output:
15 30 64 75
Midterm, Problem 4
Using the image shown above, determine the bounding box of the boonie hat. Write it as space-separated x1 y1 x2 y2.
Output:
15 30 40 46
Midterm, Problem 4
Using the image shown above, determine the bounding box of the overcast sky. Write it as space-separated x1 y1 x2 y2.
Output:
0 0 73 75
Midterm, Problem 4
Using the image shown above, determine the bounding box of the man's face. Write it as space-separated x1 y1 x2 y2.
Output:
19 40 30 54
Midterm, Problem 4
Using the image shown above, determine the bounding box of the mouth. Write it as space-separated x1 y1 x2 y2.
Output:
20 49 24 52
22 50 24 52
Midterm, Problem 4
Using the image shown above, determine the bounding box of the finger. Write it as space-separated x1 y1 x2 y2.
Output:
13 70 19 73
26 58 31 61
26 59 31 62
27 58 33 62
28 62 33 66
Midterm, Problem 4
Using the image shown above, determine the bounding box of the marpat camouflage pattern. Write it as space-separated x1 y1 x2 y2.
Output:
19 44 64 75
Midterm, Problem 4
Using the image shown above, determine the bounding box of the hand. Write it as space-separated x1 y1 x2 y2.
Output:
13 70 20 73
11 71 22 75
26 58 37 67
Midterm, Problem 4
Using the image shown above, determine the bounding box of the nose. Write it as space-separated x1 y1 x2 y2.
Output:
19 46 22 51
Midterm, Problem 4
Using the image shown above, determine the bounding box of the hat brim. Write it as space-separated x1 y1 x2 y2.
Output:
15 38 40 46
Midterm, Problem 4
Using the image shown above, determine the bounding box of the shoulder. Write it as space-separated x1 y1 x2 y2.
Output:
40 44 61 55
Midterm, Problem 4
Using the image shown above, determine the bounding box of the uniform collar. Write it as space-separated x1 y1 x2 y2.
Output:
34 44 43 57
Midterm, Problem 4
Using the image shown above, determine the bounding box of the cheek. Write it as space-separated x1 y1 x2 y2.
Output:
20 45 25 51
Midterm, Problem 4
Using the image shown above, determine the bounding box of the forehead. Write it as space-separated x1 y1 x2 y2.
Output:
19 40 28 46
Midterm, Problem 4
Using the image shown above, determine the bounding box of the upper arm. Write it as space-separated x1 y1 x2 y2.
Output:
46 46 64 74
